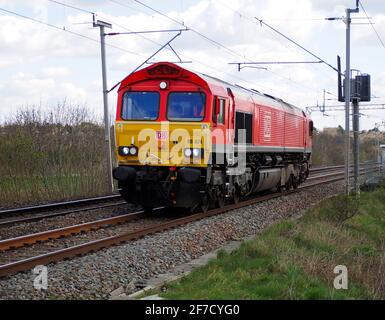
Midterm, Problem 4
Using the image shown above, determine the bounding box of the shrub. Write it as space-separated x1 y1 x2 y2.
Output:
0 101 114 207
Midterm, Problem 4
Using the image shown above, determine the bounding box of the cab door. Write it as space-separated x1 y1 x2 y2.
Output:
226 88 235 145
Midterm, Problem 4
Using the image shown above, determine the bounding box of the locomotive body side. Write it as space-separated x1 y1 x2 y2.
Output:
113 62 312 211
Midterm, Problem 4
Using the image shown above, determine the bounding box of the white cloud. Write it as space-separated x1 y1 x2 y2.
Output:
0 72 96 121
0 0 384 129
7 72 56 96
41 67 72 78
352 13 385 47
62 82 88 101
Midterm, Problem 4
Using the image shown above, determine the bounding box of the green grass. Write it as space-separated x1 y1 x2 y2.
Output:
0 171 108 206
159 189 385 300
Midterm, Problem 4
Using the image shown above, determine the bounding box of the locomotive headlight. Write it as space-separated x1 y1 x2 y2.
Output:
184 148 202 158
119 146 137 156
129 146 138 155
184 148 192 157
121 147 130 155
192 148 201 157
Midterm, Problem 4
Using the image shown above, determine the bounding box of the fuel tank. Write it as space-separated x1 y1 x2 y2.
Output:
253 168 281 193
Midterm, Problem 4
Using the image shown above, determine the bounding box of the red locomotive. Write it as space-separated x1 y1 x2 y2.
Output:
113 62 313 211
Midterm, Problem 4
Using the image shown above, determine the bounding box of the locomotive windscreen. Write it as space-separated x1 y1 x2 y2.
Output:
121 92 159 120
167 92 206 121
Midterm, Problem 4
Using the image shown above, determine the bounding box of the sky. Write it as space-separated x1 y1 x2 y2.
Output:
0 0 385 130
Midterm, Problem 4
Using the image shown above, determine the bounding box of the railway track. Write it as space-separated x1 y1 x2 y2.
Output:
306 166 378 182
0 164 376 226
0 210 147 251
0 195 128 227
0 194 122 215
309 162 379 175
0 166 379 278
309 164 345 173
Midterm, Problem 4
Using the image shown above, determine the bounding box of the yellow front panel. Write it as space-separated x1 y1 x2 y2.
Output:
115 121 211 167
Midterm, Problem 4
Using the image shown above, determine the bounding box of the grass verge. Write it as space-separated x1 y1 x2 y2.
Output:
159 189 385 300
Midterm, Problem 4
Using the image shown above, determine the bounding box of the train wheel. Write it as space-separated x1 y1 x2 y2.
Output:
118 181 134 203
232 187 240 204
285 176 293 191
292 178 299 189
201 194 210 213
216 189 225 208
233 193 239 204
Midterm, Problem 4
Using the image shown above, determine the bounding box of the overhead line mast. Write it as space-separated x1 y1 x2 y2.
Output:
344 1 360 195
93 18 114 193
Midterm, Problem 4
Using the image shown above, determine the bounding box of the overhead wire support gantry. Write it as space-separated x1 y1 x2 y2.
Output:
106 27 190 93
105 28 189 36
254 17 341 75
229 61 323 72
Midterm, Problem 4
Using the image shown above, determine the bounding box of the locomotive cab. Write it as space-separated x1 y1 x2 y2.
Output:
113 63 213 210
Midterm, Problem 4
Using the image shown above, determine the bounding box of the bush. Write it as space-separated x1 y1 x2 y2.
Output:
311 127 383 166
0 101 114 207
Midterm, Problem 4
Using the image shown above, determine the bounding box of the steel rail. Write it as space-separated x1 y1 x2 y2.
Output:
0 200 128 227
0 194 122 216
307 166 378 181
0 210 148 252
309 164 345 172
0 172 369 278
309 162 379 174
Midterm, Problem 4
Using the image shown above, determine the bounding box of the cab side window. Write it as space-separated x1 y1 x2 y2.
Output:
217 98 225 124
213 97 226 125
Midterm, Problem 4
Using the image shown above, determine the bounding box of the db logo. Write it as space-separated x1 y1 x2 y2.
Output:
156 130 168 141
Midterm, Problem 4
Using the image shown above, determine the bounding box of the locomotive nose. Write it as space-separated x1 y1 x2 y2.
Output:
115 122 210 167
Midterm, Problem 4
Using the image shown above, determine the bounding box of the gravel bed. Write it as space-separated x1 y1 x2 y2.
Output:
0 203 140 240
0 181 343 300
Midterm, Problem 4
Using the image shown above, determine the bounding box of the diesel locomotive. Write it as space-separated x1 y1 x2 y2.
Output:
112 62 313 211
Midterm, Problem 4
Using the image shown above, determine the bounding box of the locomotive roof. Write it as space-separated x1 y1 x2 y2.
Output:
120 62 306 117
198 72 306 117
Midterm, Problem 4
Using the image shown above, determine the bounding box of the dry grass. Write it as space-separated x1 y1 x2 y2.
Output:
0 102 114 207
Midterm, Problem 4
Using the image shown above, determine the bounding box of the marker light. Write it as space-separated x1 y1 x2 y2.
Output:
192 148 201 157
159 81 167 89
129 146 138 155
